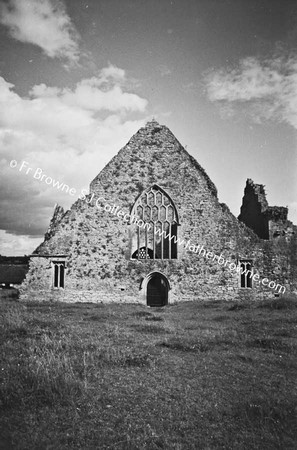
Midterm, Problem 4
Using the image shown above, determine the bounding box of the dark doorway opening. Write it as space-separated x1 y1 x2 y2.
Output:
147 274 168 307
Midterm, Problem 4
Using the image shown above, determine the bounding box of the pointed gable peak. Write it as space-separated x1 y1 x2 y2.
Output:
140 118 164 135
145 118 161 127
128 119 177 148
90 120 218 198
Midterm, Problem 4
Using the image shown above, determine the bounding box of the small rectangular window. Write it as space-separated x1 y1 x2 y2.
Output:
239 260 253 288
52 261 65 288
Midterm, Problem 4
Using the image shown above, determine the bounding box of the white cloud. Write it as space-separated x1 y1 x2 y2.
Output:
69 64 126 89
0 0 80 63
61 83 147 112
28 64 147 113
205 56 297 129
0 67 148 254
0 230 43 257
99 64 126 83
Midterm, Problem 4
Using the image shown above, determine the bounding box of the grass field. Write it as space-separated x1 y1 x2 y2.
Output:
0 296 297 449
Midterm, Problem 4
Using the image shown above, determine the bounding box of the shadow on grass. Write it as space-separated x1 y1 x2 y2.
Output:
199 300 224 309
158 339 212 352
145 316 164 322
258 296 297 310
131 324 171 334
228 303 249 311
247 338 293 352
82 313 111 321
230 396 297 444
27 318 62 329
131 311 153 318
212 315 230 322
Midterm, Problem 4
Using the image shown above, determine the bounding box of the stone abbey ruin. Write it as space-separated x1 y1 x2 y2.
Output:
13 120 297 305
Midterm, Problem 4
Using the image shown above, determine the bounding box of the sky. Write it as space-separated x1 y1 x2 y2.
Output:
0 0 296 256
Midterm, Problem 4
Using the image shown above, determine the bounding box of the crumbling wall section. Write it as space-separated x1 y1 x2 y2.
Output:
238 179 269 239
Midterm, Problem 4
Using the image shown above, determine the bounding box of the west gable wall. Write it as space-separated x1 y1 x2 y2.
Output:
20 122 295 303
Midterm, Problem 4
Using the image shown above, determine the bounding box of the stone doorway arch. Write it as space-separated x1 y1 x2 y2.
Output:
141 272 170 307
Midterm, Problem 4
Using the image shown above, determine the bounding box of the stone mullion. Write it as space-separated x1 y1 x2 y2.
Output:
137 226 140 260
153 223 156 259
60 264 65 288
145 227 148 259
55 265 58 287
169 223 172 259
161 222 164 259
56 264 59 288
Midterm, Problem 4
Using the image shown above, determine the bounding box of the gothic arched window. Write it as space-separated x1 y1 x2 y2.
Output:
131 185 179 260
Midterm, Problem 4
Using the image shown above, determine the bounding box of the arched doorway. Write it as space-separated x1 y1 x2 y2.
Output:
146 273 169 307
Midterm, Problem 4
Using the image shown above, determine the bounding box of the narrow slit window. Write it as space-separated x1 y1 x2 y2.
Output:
239 260 253 288
52 261 65 288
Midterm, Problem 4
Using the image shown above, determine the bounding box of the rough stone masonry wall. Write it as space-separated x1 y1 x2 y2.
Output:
20 121 294 303
263 230 297 294
267 206 297 241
